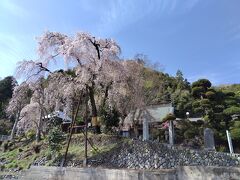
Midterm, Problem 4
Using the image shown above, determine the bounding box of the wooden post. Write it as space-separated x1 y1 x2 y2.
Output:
62 96 82 167
83 98 88 167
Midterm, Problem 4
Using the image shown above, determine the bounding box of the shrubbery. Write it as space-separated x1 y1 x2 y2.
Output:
0 119 12 135
26 129 36 140
47 127 65 154
99 106 120 133
184 129 197 139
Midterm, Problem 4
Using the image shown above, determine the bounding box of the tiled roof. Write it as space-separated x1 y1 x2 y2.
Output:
44 111 72 122
124 104 174 124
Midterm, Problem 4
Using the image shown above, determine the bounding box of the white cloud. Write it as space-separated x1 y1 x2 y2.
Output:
0 0 28 17
97 0 200 35
0 33 35 78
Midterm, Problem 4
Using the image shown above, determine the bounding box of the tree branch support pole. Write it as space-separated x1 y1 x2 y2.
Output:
62 96 82 167
83 98 88 167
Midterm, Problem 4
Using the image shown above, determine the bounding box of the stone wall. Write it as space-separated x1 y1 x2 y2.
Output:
20 166 240 180
177 166 240 180
88 140 240 169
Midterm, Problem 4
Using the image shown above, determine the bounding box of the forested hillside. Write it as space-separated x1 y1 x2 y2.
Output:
216 84 240 97
1 69 239 146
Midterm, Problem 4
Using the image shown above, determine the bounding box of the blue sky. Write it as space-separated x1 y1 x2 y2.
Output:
0 0 240 85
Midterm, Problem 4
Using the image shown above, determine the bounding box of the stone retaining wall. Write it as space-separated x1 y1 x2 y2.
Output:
19 166 240 180
88 141 240 169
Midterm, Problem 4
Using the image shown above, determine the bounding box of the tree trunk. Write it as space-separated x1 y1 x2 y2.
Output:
88 86 100 133
133 124 139 138
102 82 112 108
36 111 43 142
10 111 20 140
0 102 2 115
132 110 141 138
225 119 229 131
88 86 97 117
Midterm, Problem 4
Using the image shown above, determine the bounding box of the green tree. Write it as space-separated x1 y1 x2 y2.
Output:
230 121 240 140
223 106 240 116
192 86 205 99
0 76 16 118
0 76 16 102
48 127 65 154
99 105 120 133
192 79 211 90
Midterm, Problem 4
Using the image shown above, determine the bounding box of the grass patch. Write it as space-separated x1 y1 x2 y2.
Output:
0 148 18 162
0 140 49 170
0 133 125 170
